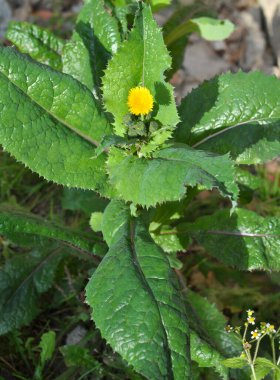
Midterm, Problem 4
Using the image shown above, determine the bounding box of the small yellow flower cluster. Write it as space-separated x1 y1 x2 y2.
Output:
260 322 276 334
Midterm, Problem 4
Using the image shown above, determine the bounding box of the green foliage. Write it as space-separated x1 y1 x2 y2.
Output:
102 3 179 136
163 1 216 79
1 1 280 379
0 47 112 196
6 21 64 71
222 311 280 380
179 208 280 271
254 358 279 380
165 17 234 46
61 188 109 215
61 345 100 369
107 144 238 207
0 246 65 335
0 206 95 252
176 71 280 164
86 201 191 380
63 0 121 96
184 290 242 379
39 331 56 365
222 357 248 369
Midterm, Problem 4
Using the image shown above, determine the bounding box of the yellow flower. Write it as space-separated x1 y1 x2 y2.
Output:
225 325 233 333
247 309 254 316
266 323 276 333
251 329 261 340
247 316 255 325
127 86 154 116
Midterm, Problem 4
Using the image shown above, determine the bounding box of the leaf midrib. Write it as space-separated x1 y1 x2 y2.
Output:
129 220 174 379
1 248 61 314
191 117 280 148
154 152 231 191
0 70 100 148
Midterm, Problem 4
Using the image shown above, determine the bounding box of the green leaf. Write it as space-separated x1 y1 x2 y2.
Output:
63 0 120 95
39 331 56 366
179 208 280 271
60 345 100 369
0 247 65 335
107 144 238 207
150 223 188 254
186 290 242 358
86 201 191 380
175 71 280 164
61 189 109 215
102 3 179 136
163 2 215 79
0 206 95 253
236 168 262 191
89 212 103 232
6 21 64 71
254 357 277 380
165 17 234 46
149 0 171 10
101 199 131 246
221 357 248 369
0 47 112 195
191 332 229 379
185 290 241 379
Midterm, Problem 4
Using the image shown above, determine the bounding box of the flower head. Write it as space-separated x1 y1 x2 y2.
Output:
225 325 233 333
266 323 276 334
251 329 261 340
247 309 254 316
127 86 154 116
247 316 255 325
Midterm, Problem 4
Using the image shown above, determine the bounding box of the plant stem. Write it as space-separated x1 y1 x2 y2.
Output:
271 337 276 365
253 336 263 363
243 323 248 341
245 349 257 380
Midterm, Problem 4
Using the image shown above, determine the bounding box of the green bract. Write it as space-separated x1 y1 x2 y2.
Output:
1 1 280 379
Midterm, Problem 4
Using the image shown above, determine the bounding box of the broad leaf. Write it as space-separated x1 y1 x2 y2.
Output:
107 144 238 207
150 223 188 254
163 2 215 79
186 290 241 379
165 17 234 46
62 189 109 215
101 199 130 246
0 47 112 195
221 358 248 369
175 72 280 164
63 0 120 96
178 208 280 270
6 21 64 71
254 358 278 380
186 290 242 358
190 333 229 379
0 206 96 253
0 247 65 335
102 3 179 136
236 168 262 191
86 201 191 380
150 0 171 10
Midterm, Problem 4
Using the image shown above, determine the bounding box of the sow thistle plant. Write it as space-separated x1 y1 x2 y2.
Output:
1 0 280 379
224 310 280 380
